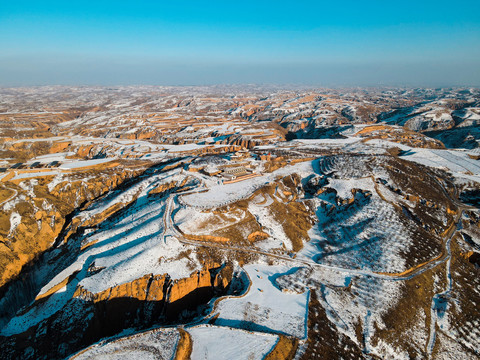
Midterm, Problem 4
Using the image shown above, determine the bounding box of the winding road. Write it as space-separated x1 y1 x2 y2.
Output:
159 168 469 357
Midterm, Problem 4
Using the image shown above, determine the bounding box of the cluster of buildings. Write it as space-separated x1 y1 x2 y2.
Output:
187 149 262 184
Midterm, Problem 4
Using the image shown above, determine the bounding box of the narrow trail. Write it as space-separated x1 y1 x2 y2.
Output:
371 175 466 280
58 156 472 358
160 170 467 356
426 256 453 356
165 191 463 282
372 175 465 355
0 187 18 208
426 216 458 356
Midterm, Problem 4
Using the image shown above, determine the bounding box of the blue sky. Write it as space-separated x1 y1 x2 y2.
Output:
1 1 479 86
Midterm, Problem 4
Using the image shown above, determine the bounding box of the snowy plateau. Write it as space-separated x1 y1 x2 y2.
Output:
0 85 479 359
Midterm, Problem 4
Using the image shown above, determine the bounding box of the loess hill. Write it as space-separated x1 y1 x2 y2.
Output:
0 86 479 359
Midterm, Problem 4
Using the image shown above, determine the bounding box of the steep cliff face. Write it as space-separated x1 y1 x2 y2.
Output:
1 140 75 162
0 168 144 289
0 263 233 360
247 231 269 243
73 263 230 306
0 208 64 288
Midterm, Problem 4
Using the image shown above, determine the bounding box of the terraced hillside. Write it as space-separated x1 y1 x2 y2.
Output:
0 86 479 359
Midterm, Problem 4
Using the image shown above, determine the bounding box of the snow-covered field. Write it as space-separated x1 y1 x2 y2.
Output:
2 85 479 359
12 171 60 180
188 325 278 360
213 264 309 339
365 139 480 182
1 171 201 336
181 161 313 208
71 328 180 360
59 158 115 169
402 148 480 180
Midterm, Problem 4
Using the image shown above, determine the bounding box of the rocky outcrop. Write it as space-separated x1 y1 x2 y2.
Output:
355 125 445 149
0 263 233 360
117 130 157 140
73 264 231 306
169 270 210 303
247 231 269 243
0 207 64 288
463 250 480 267
303 175 328 195
148 181 179 196
49 142 71 153
0 168 143 289
75 144 95 158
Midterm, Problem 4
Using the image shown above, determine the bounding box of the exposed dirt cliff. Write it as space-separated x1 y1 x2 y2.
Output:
0 167 145 288
0 263 233 360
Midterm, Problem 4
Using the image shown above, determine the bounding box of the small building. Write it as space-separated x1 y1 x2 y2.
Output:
11 163 23 169
222 173 237 181
203 165 222 176
222 172 261 184
230 150 250 161
222 166 250 177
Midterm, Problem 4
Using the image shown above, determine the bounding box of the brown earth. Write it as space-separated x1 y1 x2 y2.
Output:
174 328 193 360
0 263 233 360
0 166 147 288
300 290 365 359
356 125 445 149
264 335 299 360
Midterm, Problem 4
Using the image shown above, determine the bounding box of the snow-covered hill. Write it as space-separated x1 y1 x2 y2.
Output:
0 86 479 360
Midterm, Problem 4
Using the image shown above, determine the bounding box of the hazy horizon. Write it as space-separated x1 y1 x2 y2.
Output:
1 1 479 87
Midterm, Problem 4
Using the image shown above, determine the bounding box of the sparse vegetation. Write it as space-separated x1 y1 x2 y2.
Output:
1 86 479 360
